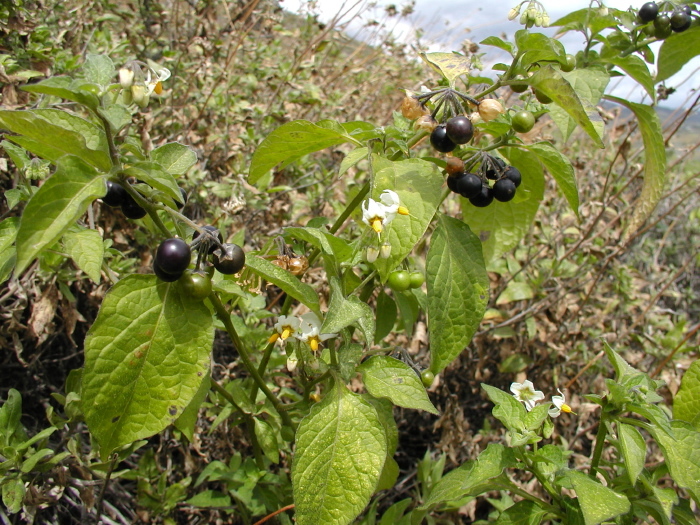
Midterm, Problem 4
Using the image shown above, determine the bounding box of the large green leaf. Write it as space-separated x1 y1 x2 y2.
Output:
62 228 104 283
82 53 115 89
619 423 646 486
21 76 100 110
493 500 548 525
0 217 19 285
653 421 700 501
358 356 438 414
528 141 579 218
0 109 111 171
15 156 107 275
606 96 666 242
82 275 213 459
461 148 544 263
371 158 443 282
419 52 471 86
537 66 608 146
567 470 631 525
656 26 700 82
322 277 370 335
515 30 566 66
602 54 655 101
150 142 198 176
292 382 387 525
249 120 358 186
674 360 700 430
284 226 353 266
427 214 488 374
245 255 319 312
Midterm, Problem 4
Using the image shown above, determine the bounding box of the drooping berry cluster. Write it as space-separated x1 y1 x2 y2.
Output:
102 180 187 219
446 154 522 207
637 2 695 37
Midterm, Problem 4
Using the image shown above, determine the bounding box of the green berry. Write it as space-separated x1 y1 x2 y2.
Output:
409 271 425 289
387 270 411 292
511 110 535 133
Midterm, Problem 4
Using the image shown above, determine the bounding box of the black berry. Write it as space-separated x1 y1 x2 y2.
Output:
469 185 494 207
484 157 506 180
447 172 465 193
430 125 457 153
212 243 245 275
654 14 673 38
445 116 474 145
493 178 517 202
503 166 522 188
193 226 223 254
670 10 691 32
155 238 191 276
681 5 692 16
154 262 182 282
121 197 147 219
456 173 483 199
102 181 128 207
638 2 659 23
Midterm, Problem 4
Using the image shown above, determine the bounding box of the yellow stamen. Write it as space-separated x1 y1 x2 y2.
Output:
309 337 319 352
268 333 280 343
154 81 163 95
398 206 409 216
281 327 293 339
562 404 574 414
371 218 383 233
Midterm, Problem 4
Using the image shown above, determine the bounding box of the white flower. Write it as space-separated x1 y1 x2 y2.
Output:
119 67 135 89
269 315 300 343
362 197 390 234
549 389 574 417
510 380 545 411
144 65 171 95
295 312 337 351
380 189 409 218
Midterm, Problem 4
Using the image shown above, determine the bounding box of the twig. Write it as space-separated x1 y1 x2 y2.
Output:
252 504 295 525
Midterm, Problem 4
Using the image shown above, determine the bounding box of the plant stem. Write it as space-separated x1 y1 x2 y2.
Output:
210 294 296 430
590 412 608 477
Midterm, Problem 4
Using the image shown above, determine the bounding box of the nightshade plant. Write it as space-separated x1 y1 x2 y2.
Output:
0 2 699 523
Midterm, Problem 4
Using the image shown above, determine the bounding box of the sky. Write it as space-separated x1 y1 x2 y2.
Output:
280 0 699 106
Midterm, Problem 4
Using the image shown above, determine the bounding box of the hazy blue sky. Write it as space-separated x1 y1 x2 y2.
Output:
281 0 699 105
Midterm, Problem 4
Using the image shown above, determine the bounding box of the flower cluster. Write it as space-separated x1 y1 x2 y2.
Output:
118 60 171 108
268 312 337 352
361 189 409 236
510 380 574 417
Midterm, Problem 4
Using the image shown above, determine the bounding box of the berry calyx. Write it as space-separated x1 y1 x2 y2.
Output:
179 270 212 300
387 270 411 292
512 110 536 133
102 181 128 207
484 157 506 180
409 271 425 289
456 173 483 199
193 225 223 254
212 243 245 275
478 99 505 122
469 185 494 207
155 238 191 276
420 370 435 388
445 116 474 144
493 178 517 202
638 2 659 23
503 166 522 188
430 125 457 153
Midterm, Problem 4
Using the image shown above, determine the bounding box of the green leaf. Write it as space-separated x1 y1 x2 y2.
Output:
653 420 700 501
656 26 700 82
21 448 53 473
606 96 666 243
4 188 24 211
186 490 232 508
284 226 353 265
123 161 183 202
515 30 566 66
462 147 545 263
419 443 516 511
292 382 387 525
374 290 397 344
427 214 488 374
534 66 607 147
174 372 210 442
1 477 25 514
98 105 132 134
245 255 319 312
674 360 700 430
480 36 515 55
482 384 527 432
83 54 115 88
21 76 100 110
0 388 25 448
15 156 107 276
254 417 280 463
249 120 357 186
619 423 646 485
1 140 29 170
150 143 198 176
493 500 548 525
602 54 655 100
567 470 631 525
0 217 19 285
528 141 579 218
496 281 534 305
0 109 111 171
358 356 439 415
372 158 443 283
347 296 375 346
419 52 471 86
62 228 104 283
82 275 213 459
322 277 367 335
339 147 368 176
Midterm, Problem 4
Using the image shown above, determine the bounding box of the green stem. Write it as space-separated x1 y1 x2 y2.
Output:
210 294 296 430
590 414 608 477
93 108 120 167
119 182 172 237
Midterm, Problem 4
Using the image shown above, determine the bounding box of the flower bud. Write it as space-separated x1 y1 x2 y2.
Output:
520 12 528 24
119 67 135 89
380 242 392 259
599 6 608 16
508 7 520 21
131 85 149 108
478 99 505 122
534 13 543 26
366 246 380 263
542 14 550 27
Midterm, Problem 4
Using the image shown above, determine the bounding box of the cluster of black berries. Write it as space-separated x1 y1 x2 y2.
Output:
102 180 187 219
638 2 694 37
153 226 246 283
446 155 522 207
430 116 474 153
